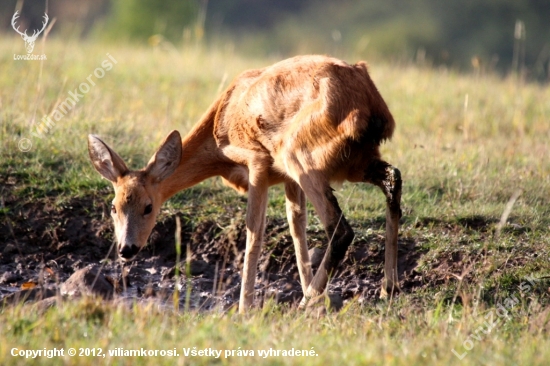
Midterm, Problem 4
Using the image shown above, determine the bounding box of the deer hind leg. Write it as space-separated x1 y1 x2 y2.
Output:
295 173 355 307
364 159 402 298
239 166 269 314
285 181 313 293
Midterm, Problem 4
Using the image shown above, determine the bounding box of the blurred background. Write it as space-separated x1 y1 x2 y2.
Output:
1 0 549 80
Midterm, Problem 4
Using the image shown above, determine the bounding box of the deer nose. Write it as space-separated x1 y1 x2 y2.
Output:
119 245 139 260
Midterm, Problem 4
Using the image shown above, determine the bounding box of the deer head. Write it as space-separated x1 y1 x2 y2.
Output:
11 11 49 54
88 131 182 261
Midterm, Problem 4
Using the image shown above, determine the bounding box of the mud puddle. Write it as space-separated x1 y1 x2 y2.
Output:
1 191 424 311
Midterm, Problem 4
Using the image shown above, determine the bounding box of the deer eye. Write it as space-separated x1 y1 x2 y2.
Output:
144 204 153 215
111 204 116 214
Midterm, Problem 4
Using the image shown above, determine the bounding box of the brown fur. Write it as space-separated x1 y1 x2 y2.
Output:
88 55 402 313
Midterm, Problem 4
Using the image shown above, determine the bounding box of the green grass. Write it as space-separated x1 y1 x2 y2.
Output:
2 296 550 365
1 37 550 365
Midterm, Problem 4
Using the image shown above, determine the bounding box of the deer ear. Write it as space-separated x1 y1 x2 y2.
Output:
88 135 129 183
145 130 182 182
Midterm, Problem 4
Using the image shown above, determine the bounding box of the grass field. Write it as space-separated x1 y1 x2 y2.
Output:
1 37 550 365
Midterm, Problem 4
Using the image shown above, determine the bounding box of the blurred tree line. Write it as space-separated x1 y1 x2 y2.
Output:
209 0 549 79
2 0 549 79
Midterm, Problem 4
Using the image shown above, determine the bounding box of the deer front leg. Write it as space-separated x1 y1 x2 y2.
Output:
285 181 313 294
239 169 269 313
364 160 402 298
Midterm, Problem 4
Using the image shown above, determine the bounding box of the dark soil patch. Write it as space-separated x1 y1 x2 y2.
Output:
1 189 429 311
456 215 498 232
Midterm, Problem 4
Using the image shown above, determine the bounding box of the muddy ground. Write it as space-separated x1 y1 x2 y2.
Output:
0 188 436 311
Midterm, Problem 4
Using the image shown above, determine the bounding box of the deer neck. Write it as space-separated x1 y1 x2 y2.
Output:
158 111 225 202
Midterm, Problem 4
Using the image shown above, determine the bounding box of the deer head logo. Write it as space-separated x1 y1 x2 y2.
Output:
11 11 49 54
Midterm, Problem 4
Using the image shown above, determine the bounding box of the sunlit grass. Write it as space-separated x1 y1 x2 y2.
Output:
1 296 550 365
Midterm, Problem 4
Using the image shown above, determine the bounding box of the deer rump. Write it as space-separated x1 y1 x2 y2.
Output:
213 55 395 187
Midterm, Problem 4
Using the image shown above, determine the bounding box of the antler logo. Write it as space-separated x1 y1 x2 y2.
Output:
11 11 49 54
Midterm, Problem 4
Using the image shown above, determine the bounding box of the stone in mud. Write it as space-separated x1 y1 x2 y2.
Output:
0 271 21 284
161 259 212 280
308 247 325 268
60 265 115 299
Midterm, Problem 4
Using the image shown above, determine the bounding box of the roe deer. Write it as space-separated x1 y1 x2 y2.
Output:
88 55 402 312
